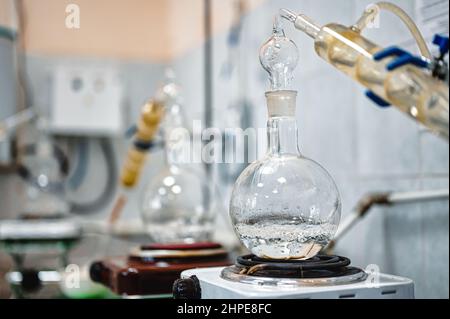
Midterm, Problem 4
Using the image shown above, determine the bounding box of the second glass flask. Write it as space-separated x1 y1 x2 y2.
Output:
141 73 214 243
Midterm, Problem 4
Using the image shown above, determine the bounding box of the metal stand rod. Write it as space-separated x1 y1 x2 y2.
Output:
327 189 449 252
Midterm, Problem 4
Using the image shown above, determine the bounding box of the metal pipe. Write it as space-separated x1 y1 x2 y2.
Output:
327 189 449 252
204 0 213 131
0 108 35 140
388 189 449 203
203 0 213 211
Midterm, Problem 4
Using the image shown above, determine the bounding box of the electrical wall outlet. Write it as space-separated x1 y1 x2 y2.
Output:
51 65 124 136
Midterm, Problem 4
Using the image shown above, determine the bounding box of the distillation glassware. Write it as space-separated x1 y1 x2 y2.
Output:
280 6 449 140
141 73 214 243
20 117 70 218
229 18 341 260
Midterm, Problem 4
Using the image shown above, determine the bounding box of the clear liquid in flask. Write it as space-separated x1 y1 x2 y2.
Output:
235 217 337 260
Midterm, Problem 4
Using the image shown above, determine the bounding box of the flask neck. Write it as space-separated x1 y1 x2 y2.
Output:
164 129 186 170
266 90 301 156
162 100 188 169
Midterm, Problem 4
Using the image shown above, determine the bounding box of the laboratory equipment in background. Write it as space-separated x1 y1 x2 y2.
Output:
120 71 183 189
90 243 230 298
0 144 116 301
0 6 118 297
173 15 414 300
1 109 73 298
89 73 227 298
0 112 116 298
0 112 77 298
140 76 215 243
0 37 119 299
1 109 118 219
0 219 81 299
17 117 70 218
120 100 163 188
280 2 449 140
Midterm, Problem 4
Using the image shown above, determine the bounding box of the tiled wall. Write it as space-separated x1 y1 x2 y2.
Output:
0 0 448 299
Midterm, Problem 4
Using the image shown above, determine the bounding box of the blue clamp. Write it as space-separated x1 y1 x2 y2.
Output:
433 34 449 57
134 139 156 152
365 46 430 107
373 47 430 70
365 91 391 107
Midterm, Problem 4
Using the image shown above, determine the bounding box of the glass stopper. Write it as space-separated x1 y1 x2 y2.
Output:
259 16 299 91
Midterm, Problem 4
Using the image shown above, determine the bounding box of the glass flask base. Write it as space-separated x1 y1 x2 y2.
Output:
235 219 337 260
145 222 213 243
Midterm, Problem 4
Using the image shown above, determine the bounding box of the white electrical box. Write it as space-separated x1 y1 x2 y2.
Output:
50 65 123 136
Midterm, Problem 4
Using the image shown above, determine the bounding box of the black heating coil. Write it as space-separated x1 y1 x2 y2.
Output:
236 255 358 278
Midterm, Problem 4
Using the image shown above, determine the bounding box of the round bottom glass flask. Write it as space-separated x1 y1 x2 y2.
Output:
141 164 214 243
230 21 341 260
141 73 214 243
21 118 70 218
230 90 341 260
